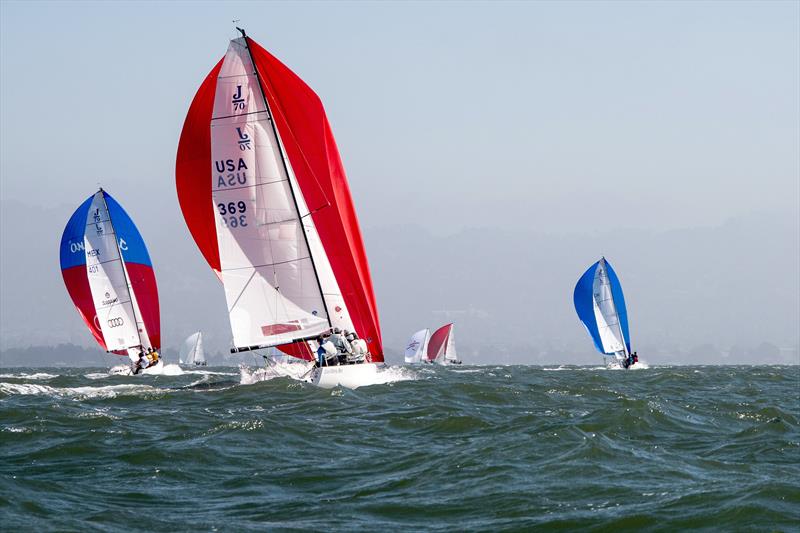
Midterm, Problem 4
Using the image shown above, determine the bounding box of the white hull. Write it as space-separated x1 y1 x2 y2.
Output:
309 363 386 389
605 353 636 370
109 360 165 376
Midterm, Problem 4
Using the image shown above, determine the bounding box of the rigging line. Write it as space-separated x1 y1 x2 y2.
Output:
227 268 257 314
221 256 313 273
211 109 270 121
90 257 131 267
84 220 119 232
212 177 289 194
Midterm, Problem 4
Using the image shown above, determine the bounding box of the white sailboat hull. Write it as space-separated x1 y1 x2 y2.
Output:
309 363 386 389
109 360 165 376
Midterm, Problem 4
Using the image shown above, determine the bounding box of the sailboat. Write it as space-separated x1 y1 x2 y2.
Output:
573 257 637 369
175 28 384 388
427 323 461 365
179 331 206 366
404 329 430 364
59 188 162 375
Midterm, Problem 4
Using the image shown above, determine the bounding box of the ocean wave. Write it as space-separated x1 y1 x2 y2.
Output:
0 382 158 399
0 372 59 380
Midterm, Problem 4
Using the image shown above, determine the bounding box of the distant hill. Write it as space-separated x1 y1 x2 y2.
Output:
1 198 797 365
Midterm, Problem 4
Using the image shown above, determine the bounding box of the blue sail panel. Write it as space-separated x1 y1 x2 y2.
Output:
103 192 152 267
59 196 94 270
605 260 631 354
573 261 605 355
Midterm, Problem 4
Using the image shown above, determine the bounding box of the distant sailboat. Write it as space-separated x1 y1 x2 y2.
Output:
404 329 430 364
427 323 460 365
59 189 162 375
176 28 384 388
573 257 637 368
179 331 206 366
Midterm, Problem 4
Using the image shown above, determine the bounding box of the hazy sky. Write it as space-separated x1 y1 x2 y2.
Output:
1 1 798 361
2 1 797 232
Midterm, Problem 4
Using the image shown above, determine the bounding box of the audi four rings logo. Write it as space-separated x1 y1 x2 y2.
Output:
108 317 124 328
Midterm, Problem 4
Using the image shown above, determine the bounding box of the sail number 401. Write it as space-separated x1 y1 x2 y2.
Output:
218 201 248 228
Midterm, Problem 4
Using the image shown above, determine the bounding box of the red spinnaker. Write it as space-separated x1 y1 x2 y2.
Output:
427 323 453 362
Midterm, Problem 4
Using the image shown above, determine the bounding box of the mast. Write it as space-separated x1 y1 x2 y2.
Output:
98 188 145 351
235 28 333 344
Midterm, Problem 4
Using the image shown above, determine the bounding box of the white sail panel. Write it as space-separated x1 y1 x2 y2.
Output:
211 38 329 349
592 260 627 355
404 329 430 363
83 192 143 353
179 332 201 364
444 325 458 362
194 332 205 364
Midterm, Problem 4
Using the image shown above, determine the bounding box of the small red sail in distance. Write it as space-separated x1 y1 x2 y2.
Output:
176 33 382 361
427 323 454 362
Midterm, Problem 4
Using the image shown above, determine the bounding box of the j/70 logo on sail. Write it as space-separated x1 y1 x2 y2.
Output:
232 85 245 111
236 127 251 150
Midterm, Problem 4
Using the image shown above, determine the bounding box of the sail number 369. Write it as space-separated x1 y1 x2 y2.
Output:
218 201 248 228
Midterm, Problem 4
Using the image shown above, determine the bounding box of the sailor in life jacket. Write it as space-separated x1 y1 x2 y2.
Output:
316 333 338 366
132 349 148 374
329 328 352 355
346 331 368 363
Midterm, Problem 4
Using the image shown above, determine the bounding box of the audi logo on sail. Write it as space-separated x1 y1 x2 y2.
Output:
108 317 124 328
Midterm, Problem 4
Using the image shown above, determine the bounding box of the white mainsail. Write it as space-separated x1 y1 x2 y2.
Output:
194 332 206 365
211 38 357 350
592 258 628 357
443 326 458 363
84 191 150 360
179 331 204 365
404 329 430 364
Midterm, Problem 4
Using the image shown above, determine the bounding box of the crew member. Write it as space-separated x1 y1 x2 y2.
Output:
315 336 327 367
330 328 352 356
347 332 368 363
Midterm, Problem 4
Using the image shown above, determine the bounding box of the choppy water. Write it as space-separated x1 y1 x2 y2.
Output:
1 365 798 531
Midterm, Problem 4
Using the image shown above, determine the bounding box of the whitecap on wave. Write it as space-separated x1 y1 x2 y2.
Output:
0 382 157 399
182 369 238 377
0 372 58 380
239 363 417 387
108 363 184 377
239 361 314 385
368 365 417 385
